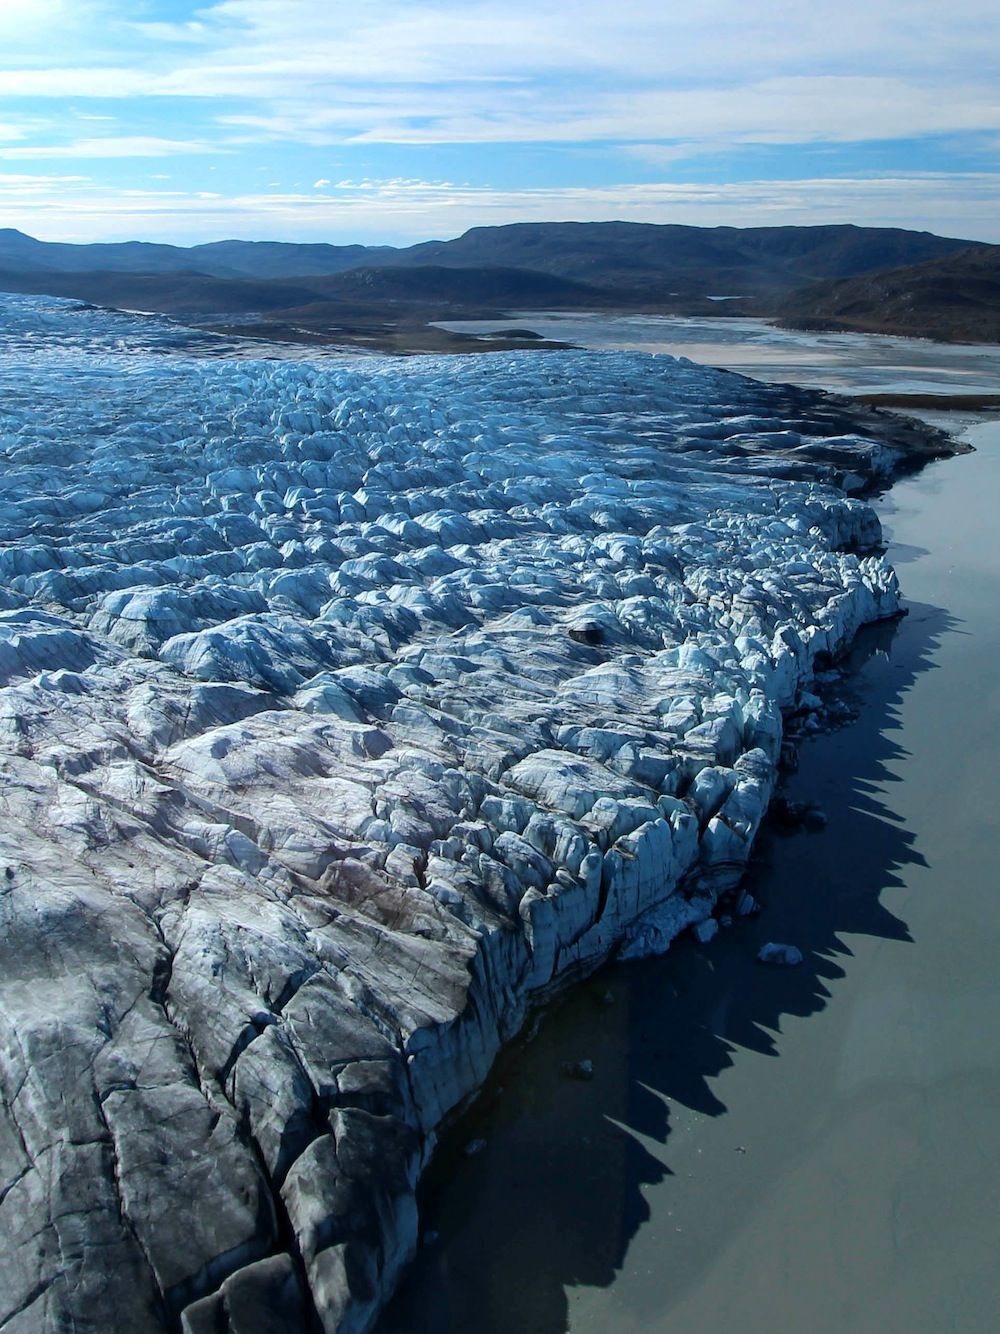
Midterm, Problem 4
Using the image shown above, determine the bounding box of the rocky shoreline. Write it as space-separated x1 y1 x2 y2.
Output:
0 295 959 1333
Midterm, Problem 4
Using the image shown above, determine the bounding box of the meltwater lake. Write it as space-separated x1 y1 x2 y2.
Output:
384 320 1000 1333
438 311 1000 398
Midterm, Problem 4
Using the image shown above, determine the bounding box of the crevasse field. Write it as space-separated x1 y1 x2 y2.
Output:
0 296 923 1332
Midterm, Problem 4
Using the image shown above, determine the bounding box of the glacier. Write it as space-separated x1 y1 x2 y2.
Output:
0 295 953 1333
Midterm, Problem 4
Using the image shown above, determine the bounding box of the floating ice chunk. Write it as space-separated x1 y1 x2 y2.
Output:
757 942 804 966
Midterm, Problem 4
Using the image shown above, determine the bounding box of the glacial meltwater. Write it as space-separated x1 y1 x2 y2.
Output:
381 413 1000 1329
436 312 1000 399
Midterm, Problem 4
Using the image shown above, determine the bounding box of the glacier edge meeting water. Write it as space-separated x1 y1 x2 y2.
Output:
0 295 957 1333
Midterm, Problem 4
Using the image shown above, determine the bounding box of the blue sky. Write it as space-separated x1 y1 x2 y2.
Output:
0 0 998 245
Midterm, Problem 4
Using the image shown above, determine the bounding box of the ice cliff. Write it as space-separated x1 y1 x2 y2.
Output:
0 296 941 1332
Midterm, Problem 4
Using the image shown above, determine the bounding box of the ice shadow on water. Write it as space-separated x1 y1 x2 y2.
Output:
879 539 930 566
378 599 954 1334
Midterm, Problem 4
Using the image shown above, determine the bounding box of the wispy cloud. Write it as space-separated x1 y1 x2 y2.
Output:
0 69 151 98
0 136 224 160
1 172 997 245
0 1 997 242
153 0 1000 91
126 21 209 46
3 2 999 147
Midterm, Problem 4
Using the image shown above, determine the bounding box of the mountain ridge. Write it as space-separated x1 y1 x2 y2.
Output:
1 222 995 349
0 221 977 288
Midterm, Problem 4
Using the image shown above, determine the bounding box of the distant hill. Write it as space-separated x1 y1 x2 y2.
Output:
0 262 598 319
0 222 993 351
0 229 397 280
776 243 1000 343
0 222 976 293
0 266 322 317
381 222 974 299
299 264 603 307
182 239 399 279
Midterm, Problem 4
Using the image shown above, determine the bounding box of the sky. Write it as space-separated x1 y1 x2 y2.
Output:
0 0 998 246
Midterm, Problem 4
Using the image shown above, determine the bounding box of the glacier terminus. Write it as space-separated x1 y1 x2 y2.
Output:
0 295 957 1333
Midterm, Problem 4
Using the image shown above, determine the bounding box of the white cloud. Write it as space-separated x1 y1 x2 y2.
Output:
0 69 150 98
0 0 996 246
169 0 1000 88
335 76 1000 147
0 172 90 184
0 1 105 42
1 171 997 246
0 171 93 202
0 1 997 151
0 3 126 72
0 136 225 160
126 21 208 45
